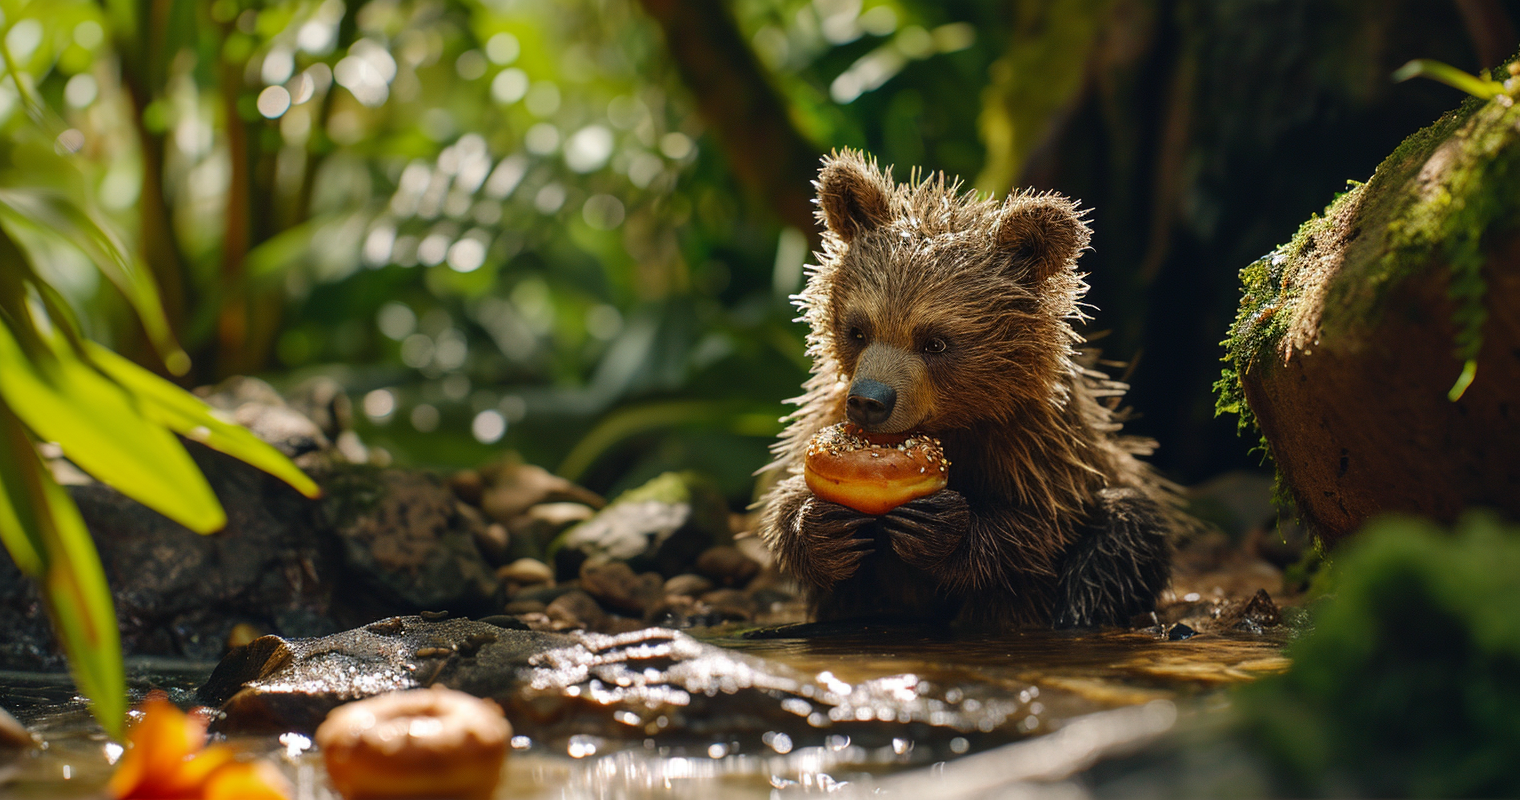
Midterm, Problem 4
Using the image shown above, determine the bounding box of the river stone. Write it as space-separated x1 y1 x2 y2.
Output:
545 590 608 631
322 468 498 616
663 574 714 597
550 472 730 580
496 558 553 587
695 545 760 588
199 617 1040 748
479 462 604 524
579 561 664 616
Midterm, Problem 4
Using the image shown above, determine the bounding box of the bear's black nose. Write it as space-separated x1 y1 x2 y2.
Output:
846 379 896 427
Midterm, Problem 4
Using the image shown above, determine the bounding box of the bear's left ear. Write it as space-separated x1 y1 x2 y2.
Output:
992 193 1091 284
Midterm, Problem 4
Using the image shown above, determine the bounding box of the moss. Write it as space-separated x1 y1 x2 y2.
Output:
1214 187 1360 471
1236 512 1520 796
1216 51 1520 472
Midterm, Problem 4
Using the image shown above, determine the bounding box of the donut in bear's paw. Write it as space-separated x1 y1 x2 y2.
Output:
803 423 948 515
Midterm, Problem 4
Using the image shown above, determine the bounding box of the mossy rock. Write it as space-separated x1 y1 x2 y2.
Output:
1217 75 1520 545
547 471 731 580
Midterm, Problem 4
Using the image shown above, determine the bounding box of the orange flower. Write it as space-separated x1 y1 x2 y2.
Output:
108 694 290 800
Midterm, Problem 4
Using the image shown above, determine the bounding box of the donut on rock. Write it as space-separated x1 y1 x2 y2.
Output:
315 687 510 800
803 423 948 515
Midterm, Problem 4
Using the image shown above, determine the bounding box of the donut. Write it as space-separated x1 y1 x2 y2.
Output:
803 423 949 515
315 687 510 800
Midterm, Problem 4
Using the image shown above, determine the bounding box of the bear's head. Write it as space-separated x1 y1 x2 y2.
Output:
812 150 1092 434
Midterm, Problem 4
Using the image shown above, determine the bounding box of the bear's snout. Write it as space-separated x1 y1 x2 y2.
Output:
846 379 897 427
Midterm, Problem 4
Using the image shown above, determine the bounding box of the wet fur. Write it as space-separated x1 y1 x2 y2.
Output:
758 150 1178 628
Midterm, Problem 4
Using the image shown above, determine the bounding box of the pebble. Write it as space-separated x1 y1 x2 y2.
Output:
695 546 761 588
496 558 554 587
546 590 607 631
580 561 664 616
663 573 715 598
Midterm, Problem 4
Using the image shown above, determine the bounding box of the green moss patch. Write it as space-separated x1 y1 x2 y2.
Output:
1236 512 1520 797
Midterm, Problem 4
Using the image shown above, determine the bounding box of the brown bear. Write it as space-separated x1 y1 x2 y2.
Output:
757 150 1178 628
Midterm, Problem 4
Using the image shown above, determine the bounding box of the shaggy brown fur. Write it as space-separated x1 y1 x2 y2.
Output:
757 150 1178 628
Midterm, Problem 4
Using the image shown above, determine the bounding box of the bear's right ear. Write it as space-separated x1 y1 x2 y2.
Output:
816 152 892 243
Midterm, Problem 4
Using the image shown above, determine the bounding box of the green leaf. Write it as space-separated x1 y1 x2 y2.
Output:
1392 59 1505 100
0 190 190 375
0 402 47 575
0 404 124 740
85 343 321 499
0 318 226 534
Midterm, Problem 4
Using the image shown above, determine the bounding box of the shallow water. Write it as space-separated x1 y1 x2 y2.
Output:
0 625 1289 799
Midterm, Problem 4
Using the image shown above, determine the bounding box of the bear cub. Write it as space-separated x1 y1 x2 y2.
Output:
758 150 1176 628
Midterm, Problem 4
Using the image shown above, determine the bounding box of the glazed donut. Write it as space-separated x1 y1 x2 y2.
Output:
315 687 510 800
804 423 949 515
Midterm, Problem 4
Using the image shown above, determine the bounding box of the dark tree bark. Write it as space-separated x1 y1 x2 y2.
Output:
979 0 1519 482
634 0 822 241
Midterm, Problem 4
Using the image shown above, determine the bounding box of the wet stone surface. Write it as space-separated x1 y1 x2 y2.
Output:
196 616 1054 752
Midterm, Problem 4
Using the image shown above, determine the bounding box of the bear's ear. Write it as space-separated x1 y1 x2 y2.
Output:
993 193 1091 283
816 151 892 243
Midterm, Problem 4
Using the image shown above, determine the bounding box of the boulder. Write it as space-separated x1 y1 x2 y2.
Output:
1218 84 1520 546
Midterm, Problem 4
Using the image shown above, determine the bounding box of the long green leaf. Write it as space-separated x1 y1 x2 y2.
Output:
0 190 190 375
86 343 321 498
0 401 46 575
0 319 226 534
0 403 124 739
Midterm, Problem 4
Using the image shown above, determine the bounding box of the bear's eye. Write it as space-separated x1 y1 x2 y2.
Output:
849 327 866 342
922 337 948 354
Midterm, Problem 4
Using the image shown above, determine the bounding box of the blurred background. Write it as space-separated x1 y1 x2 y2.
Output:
5 0 1516 506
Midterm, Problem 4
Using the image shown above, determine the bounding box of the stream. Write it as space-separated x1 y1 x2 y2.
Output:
0 623 1290 799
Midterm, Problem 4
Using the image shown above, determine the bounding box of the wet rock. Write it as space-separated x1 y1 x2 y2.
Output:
663 573 714 598
479 462 604 525
545 590 608 631
201 618 1041 749
1166 623 1197 641
496 558 553 587
0 443 345 669
551 472 731 580
1241 588 1280 625
323 468 498 616
695 545 760 588
579 562 663 616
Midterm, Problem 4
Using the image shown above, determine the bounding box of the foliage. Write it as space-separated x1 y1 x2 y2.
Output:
0 15 317 735
1237 512 1520 797
0 0 1003 502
